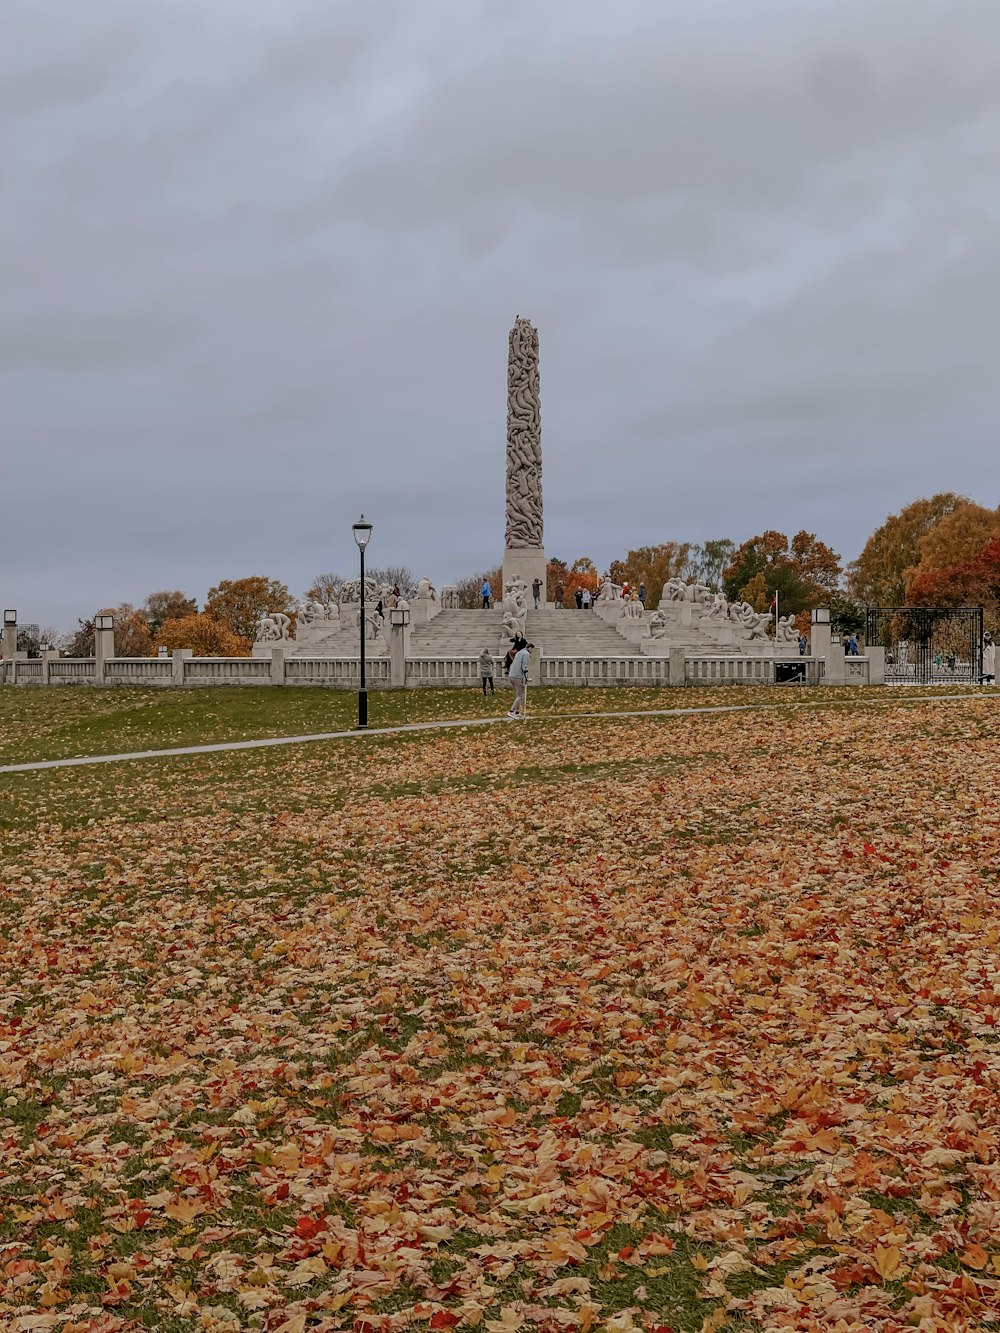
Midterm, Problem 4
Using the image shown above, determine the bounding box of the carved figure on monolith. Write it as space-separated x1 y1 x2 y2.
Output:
503 318 546 598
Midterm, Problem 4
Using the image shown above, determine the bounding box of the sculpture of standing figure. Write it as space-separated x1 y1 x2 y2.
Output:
254 612 292 643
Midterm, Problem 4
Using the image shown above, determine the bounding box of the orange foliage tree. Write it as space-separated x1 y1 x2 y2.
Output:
153 614 252 657
547 558 598 606
204 577 297 641
606 544 691 609
723 531 841 614
905 536 1000 632
904 503 1000 599
848 493 967 605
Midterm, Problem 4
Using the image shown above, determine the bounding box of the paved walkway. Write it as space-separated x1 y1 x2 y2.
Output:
0 692 992 776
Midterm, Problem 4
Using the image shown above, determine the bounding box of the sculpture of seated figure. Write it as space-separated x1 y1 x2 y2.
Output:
416 577 436 600
501 609 524 641
623 598 645 621
775 613 797 643
646 611 669 639
704 592 729 620
661 578 687 603
300 599 336 625
598 578 622 603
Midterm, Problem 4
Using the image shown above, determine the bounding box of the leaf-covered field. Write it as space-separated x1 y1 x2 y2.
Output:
0 684 969 769
1 692 999 1332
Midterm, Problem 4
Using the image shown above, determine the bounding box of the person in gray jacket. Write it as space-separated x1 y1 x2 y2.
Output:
507 642 533 719
478 647 495 695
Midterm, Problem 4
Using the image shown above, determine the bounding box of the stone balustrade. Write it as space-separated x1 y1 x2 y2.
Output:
0 648 869 688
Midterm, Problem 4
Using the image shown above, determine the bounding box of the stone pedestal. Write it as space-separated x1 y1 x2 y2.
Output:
503 547 546 606
2 620 17 663
410 593 439 626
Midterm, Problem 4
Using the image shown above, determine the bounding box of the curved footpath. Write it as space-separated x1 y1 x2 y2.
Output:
0 692 993 776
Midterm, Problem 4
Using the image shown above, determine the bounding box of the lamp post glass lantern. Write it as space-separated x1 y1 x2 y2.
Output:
352 515 373 728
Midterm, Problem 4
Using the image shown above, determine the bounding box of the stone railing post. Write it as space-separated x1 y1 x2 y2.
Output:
40 649 58 686
270 647 285 685
669 646 686 688
2 611 17 665
94 615 115 685
389 607 412 688
172 648 192 686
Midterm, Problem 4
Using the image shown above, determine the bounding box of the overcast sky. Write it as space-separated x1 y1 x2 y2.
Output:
3 0 998 631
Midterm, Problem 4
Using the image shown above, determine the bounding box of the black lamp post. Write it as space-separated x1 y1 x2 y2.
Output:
352 514 373 729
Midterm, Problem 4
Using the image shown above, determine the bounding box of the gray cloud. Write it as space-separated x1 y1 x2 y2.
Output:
3 0 998 630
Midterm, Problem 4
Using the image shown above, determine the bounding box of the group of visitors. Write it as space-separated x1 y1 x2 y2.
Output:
619 582 646 607
478 634 533 718
553 582 593 609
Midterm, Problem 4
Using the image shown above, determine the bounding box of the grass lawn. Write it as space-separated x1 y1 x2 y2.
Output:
1 689 998 1332
0 683 989 769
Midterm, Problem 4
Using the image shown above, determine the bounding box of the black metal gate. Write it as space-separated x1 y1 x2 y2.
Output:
865 607 984 685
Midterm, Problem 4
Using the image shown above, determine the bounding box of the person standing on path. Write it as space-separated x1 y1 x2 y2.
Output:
982 632 996 684
581 587 591 611
478 647 495 695
638 583 647 607
481 579 492 609
555 582 564 609
507 642 533 719
574 588 583 610
532 577 542 609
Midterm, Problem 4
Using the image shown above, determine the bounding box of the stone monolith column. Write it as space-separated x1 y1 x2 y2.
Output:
502 317 546 602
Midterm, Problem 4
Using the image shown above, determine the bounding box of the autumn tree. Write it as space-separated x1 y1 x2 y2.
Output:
143 590 197 634
906 536 1000 632
453 567 502 609
828 596 865 637
544 557 599 605
154 614 252 657
688 539 735 591
111 604 155 657
847 493 968 605
904 502 1000 600
204 577 297 641
723 531 840 614
62 604 153 657
13 624 62 655
546 558 568 602
368 565 417 595
305 573 345 608
738 572 769 613
64 618 95 658
607 543 691 609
